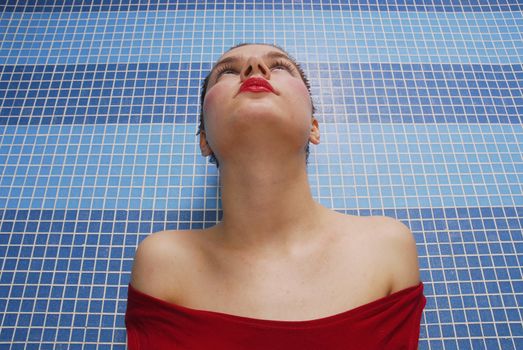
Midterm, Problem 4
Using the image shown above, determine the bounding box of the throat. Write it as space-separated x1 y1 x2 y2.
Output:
217 159 320 252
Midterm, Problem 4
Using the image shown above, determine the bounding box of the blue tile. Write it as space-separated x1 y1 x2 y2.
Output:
1 3 522 349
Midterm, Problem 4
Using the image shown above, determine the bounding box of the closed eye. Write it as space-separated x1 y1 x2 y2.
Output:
215 64 238 78
270 60 295 72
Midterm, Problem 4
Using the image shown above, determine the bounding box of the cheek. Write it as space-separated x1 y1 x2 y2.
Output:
286 79 313 114
202 85 227 133
202 86 219 118
285 79 314 139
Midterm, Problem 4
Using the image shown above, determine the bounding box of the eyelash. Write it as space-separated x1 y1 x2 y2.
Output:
271 60 295 72
215 64 236 77
215 60 295 78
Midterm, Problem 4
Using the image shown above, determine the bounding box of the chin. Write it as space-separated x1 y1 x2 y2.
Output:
232 104 287 124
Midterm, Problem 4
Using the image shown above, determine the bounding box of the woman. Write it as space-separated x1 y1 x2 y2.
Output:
126 43 426 349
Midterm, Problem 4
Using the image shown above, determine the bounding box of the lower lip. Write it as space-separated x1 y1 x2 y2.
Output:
240 85 274 93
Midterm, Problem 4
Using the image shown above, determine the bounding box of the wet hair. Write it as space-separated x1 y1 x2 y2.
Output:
197 43 316 167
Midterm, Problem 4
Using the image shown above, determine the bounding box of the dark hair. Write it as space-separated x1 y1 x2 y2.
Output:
197 43 316 167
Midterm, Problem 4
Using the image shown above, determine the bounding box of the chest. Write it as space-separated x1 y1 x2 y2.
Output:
176 240 391 321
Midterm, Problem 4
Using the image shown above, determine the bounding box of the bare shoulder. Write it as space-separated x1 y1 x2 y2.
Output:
129 229 199 299
332 212 421 294
364 215 421 293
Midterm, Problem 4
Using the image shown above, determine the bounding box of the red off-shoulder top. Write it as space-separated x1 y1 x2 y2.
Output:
125 282 426 349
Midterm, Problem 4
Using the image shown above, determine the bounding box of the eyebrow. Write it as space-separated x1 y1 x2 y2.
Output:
210 51 297 76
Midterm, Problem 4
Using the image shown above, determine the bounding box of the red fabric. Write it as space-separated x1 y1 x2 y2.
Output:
125 282 426 350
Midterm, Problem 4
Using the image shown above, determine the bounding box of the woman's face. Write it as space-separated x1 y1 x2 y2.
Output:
201 44 318 165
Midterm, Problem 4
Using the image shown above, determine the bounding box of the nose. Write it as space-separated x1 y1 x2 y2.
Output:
240 57 271 81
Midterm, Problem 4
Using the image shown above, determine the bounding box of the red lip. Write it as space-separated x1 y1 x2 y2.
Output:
239 77 275 94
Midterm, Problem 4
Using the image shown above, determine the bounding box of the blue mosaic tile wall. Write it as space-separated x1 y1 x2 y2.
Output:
0 1 522 349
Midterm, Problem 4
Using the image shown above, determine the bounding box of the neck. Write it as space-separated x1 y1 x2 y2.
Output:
215 155 322 256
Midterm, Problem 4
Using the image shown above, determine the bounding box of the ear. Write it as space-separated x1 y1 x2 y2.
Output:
199 130 213 156
308 117 320 145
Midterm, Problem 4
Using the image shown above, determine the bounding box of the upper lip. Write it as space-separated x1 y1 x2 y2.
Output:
239 77 276 94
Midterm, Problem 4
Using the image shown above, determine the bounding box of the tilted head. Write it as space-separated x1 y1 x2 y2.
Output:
198 43 319 168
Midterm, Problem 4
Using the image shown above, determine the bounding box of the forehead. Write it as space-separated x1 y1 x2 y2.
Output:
217 44 289 62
